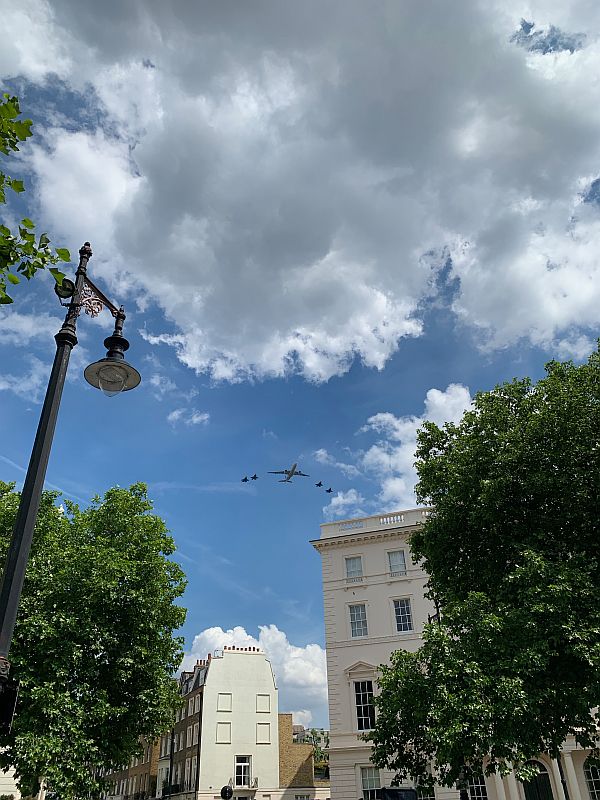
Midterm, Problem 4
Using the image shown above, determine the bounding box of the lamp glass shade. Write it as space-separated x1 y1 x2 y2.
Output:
84 357 141 395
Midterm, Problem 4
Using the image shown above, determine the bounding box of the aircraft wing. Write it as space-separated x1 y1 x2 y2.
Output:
268 470 288 474
296 471 310 477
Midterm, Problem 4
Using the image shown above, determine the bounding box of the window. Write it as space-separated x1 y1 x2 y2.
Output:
217 692 232 711
188 698 194 716
193 722 199 746
257 722 271 743
256 693 271 712
194 694 201 713
388 549 407 576
361 766 381 800
345 556 363 582
191 756 197 788
394 598 413 632
354 680 376 731
186 725 193 748
216 721 231 744
349 603 368 637
296 795 311 800
184 758 191 789
468 776 488 800
235 755 251 787
585 764 600 800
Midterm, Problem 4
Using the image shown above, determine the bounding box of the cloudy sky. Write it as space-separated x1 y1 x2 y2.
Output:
1 0 599 726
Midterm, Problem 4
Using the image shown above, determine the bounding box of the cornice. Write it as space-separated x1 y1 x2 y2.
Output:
311 525 420 551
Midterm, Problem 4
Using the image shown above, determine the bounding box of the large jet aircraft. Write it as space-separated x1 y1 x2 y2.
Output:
268 462 310 483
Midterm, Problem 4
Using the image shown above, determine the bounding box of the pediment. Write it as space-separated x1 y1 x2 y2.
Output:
344 660 377 678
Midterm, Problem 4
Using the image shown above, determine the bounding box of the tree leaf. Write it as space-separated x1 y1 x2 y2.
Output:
55 248 71 262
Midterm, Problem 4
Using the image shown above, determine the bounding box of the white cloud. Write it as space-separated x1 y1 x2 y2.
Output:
0 311 62 346
292 710 313 727
181 625 328 725
323 384 473 517
314 448 361 478
167 408 210 426
5 0 600 381
0 356 48 402
323 489 366 522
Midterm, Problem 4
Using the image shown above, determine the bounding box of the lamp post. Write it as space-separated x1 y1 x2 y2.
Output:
0 242 141 682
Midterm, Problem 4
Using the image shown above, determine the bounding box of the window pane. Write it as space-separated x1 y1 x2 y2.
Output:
355 680 375 731
585 764 600 800
394 598 413 632
469 776 488 800
235 756 251 787
361 767 382 800
388 550 407 576
349 604 368 637
346 556 363 579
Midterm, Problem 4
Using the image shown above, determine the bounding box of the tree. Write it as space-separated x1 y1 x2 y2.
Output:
369 346 600 787
0 482 187 799
0 93 70 303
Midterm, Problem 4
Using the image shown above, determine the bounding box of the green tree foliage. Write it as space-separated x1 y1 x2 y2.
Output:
0 482 187 799
0 93 70 303
369 347 600 786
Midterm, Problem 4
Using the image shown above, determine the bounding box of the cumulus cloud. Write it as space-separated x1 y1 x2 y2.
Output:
323 489 367 521
181 624 328 725
323 384 473 517
4 0 600 381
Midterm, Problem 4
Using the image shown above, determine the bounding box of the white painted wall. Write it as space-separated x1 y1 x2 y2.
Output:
0 766 19 798
199 648 280 793
313 510 595 800
314 510 435 800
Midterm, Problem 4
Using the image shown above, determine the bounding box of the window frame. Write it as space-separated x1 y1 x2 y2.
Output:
360 766 382 800
349 602 369 638
345 555 364 582
354 679 376 731
393 596 414 633
585 763 600 800
235 755 252 787
387 548 407 577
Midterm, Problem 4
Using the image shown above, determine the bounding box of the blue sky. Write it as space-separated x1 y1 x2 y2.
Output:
1 0 600 727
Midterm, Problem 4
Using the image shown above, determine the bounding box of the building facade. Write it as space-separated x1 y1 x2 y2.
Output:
312 509 600 800
123 646 330 800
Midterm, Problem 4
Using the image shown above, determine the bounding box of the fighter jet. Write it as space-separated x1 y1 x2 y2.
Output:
241 476 249 483
268 462 310 483
251 474 259 480
315 481 323 487
325 487 333 493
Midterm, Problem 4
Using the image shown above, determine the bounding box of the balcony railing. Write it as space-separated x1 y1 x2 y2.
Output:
230 777 259 790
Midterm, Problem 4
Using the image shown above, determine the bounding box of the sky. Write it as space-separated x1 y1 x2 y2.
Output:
0 0 599 728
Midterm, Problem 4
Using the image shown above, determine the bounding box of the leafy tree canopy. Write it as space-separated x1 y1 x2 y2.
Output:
0 93 70 303
0 482 187 799
369 346 600 787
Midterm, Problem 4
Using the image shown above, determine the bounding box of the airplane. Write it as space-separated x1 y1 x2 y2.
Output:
315 481 323 488
268 462 310 483
325 487 333 493
241 476 249 483
251 474 259 481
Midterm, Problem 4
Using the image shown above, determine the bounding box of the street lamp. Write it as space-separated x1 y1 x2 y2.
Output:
0 242 141 687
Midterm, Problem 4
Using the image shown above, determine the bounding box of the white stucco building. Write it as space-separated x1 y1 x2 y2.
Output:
312 509 600 800
150 646 329 800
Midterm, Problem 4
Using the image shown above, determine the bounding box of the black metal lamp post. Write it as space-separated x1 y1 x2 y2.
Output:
0 242 141 684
